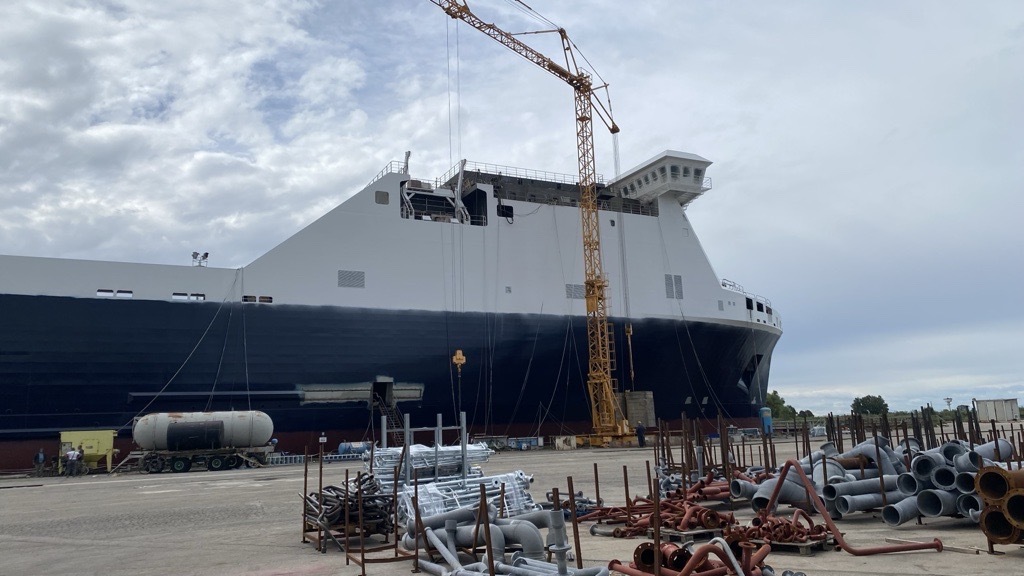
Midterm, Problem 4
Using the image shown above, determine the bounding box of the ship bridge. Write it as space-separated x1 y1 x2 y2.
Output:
608 151 713 208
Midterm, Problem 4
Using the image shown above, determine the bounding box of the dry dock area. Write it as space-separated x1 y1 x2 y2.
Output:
1 447 1021 576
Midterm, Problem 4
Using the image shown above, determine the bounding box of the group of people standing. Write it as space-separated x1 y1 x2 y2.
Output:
30 445 86 477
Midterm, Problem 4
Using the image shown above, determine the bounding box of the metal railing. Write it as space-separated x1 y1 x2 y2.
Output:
367 160 408 187
442 160 605 187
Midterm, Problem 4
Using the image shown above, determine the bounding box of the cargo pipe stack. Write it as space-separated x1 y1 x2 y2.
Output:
881 440 1010 527
976 465 1024 545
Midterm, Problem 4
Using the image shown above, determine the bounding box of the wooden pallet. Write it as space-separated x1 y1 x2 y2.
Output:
650 527 722 543
748 537 835 556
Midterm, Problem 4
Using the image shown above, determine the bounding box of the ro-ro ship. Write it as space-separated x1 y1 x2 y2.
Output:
0 150 781 458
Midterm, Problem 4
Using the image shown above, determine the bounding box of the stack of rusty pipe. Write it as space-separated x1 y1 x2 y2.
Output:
745 459 942 556
609 538 774 576
577 485 736 538
662 471 735 504
726 508 830 545
976 464 1024 545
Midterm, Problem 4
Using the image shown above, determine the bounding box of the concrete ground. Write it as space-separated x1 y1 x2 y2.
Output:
1 447 1021 576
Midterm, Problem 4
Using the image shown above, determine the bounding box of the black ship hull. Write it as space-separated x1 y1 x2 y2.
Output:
1 294 778 445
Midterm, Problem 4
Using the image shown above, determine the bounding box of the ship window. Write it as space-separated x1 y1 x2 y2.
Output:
695 168 703 180
505 286 512 294
670 165 680 179
96 289 114 297
683 166 690 177
659 166 667 177
242 295 256 303
115 290 133 298
189 293 206 301
766 306 772 316
258 296 273 303
756 302 764 313
337 270 366 288
718 300 724 311
375 191 389 205
497 204 513 219
643 175 650 185
746 297 754 310
172 292 188 300
629 183 636 193
636 179 642 188
565 284 585 300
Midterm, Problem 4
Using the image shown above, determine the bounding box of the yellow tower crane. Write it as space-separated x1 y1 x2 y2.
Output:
428 0 625 437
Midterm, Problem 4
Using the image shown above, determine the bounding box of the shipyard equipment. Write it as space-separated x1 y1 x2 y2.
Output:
59 429 118 474
429 0 625 436
125 410 276 473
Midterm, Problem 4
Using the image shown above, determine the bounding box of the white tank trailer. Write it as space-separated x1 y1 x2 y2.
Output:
131 411 275 473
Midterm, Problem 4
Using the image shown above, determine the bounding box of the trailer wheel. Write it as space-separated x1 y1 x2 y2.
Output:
207 455 227 471
226 455 243 468
145 456 166 474
170 457 192 473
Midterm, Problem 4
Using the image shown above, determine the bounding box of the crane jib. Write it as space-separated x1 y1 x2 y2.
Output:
427 0 625 436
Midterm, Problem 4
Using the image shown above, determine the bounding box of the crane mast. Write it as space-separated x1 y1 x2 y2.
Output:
429 0 624 436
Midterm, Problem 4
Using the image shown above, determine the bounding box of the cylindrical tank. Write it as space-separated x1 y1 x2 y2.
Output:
338 441 372 455
133 411 274 451
759 407 773 436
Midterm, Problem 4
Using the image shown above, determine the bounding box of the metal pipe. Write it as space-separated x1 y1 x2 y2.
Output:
416 557 448 576
751 477 811 513
497 522 544 560
973 439 1014 461
426 527 463 568
461 411 468 486
980 506 1022 545
881 496 921 526
896 472 930 496
409 506 484 536
977 467 1024 501
954 471 977 494
1005 488 1024 530
836 491 907 515
822 475 898 501
445 519 461 566
929 465 958 491
939 441 968 465
955 492 983 520
763 459 942 555
911 452 945 482
953 450 986 473
916 489 958 517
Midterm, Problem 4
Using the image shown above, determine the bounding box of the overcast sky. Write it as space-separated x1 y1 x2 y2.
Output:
2 1 1022 415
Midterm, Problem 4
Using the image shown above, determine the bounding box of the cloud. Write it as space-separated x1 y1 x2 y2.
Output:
0 1 1021 415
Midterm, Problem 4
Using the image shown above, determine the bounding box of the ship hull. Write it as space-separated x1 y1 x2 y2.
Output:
0 294 778 442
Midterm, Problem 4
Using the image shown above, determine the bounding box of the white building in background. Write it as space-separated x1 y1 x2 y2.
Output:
974 398 1021 422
